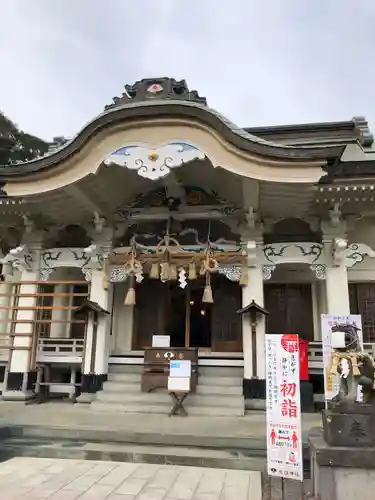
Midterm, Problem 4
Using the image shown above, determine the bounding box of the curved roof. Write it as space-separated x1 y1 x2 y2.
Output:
0 78 346 179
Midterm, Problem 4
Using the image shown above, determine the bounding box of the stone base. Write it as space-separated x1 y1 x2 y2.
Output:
322 407 375 447
310 430 375 500
2 390 35 402
243 378 266 399
76 393 96 404
80 374 107 394
300 380 315 413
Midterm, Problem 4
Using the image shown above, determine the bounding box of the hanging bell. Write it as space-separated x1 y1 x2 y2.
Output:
149 262 159 279
124 276 136 306
188 263 197 280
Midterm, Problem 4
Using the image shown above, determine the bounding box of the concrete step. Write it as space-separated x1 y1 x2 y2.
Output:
0 424 268 452
91 401 244 416
96 391 244 408
102 381 141 392
196 384 243 395
0 437 264 473
108 364 143 374
198 366 244 378
198 376 242 386
107 373 142 383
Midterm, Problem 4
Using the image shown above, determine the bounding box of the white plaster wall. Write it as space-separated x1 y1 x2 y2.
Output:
111 282 134 354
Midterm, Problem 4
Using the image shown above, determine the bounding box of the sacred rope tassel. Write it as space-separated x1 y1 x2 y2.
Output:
188 263 197 280
202 273 214 303
103 274 109 291
102 259 109 290
329 353 340 375
124 275 136 306
149 262 159 279
160 262 170 282
239 263 248 285
351 355 361 376
170 264 177 281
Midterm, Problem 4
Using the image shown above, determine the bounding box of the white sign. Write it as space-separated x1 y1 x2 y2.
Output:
152 335 170 348
169 360 191 378
168 377 190 392
266 334 303 482
321 314 363 401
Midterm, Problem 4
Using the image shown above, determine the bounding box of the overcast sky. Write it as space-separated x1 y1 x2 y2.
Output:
1 0 375 141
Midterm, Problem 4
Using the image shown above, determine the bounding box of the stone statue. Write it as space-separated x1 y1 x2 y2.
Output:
329 322 375 405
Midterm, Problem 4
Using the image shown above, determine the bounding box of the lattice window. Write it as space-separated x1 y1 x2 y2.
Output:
69 284 89 339
36 284 53 338
349 283 375 343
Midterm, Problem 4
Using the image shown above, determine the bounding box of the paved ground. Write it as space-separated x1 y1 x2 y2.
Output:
0 457 262 500
0 402 322 442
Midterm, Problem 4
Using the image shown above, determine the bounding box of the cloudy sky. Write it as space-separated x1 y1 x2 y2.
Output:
1 0 375 141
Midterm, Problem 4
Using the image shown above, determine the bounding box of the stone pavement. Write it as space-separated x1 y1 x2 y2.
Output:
0 457 262 500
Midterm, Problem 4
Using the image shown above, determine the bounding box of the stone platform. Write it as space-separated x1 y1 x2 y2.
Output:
0 403 317 498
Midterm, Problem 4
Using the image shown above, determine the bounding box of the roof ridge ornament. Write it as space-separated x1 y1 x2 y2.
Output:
105 78 207 110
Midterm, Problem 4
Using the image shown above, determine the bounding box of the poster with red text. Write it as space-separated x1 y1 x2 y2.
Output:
266 334 303 481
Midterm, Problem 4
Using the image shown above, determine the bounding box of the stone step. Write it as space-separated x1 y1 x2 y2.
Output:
102 381 141 392
196 384 243 395
0 437 264 474
197 376 242 386
96 391 244 408
107 373 142 383
91 401 244 416
0 424 268 452
197 366 244 378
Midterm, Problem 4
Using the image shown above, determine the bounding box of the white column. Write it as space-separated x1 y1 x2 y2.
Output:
91 270 110 375
242 265 265 379
325 265 350 315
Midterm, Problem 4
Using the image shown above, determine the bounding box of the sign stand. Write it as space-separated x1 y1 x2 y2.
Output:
168 360 191 417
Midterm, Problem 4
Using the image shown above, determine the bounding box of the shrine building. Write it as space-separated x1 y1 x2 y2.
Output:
0 77 374 414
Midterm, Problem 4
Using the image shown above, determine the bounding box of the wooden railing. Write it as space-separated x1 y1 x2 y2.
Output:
38 338 84 357
0 280 89 367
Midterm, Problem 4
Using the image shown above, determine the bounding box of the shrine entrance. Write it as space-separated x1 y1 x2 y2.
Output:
132 275 241 352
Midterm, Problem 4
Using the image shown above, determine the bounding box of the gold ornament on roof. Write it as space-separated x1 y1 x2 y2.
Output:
148 151 159 161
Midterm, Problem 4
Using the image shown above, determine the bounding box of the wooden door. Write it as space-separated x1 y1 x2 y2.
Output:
264 284 313 340
132 279 168 349
211 277 242 352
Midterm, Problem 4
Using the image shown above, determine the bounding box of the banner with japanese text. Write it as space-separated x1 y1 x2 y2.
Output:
321 314 363 401
266 334 303 481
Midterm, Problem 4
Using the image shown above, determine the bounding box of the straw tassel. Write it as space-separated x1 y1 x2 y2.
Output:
124 275 136 306
103 274 109 291
149 263 159 279
170 265 177 281
188 263 197 280
351 355 360 376
202 273 214 303
239 264 248 285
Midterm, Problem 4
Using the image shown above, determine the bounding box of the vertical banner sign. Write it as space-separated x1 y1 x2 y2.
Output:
321 314 363 401
266 334 303 481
